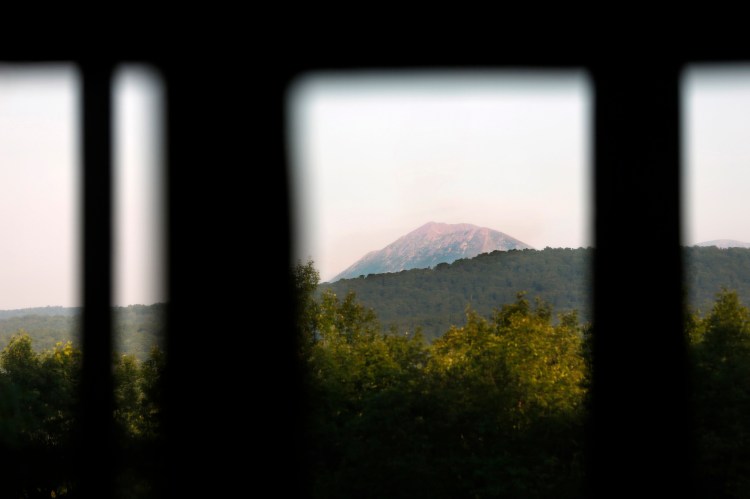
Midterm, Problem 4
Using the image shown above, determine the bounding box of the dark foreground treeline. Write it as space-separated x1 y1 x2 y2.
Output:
2 257 749 497
299 260 750 498
0 337 164 498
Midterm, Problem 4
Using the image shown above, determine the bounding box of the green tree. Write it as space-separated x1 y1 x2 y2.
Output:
0 333 79 497
114 353 142 439
138 345 165 441
39 340 81 445
113 345 166 499
302 284 433 497
293 259 321 346
0 333 43 446
690 290 750 497
426 294 587 498
296 261 588 498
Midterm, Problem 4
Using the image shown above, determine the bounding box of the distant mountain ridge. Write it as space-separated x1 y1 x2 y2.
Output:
0 303 166 360
696 239 750 249
331 222 533 282
0 306 80 320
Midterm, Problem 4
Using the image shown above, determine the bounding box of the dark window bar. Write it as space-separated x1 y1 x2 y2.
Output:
79 62 114 498
590 62 691 497
70 59 693 496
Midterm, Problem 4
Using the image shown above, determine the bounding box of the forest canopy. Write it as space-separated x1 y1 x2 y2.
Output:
298 258 750 498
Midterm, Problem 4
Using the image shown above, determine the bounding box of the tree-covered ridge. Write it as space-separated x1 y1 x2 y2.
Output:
0 306 80 320
322 247 591 340
0 303 166 360
322 246 750 340
684 246 750 313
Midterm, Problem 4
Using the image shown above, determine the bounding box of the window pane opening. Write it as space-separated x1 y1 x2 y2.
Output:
287 70 593 498
683 65 750 498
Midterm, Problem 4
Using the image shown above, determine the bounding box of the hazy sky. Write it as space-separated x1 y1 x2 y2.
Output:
683 65 750 246
0 64 164 310
114 66 165 308
0 66 79 309
289 71 593 282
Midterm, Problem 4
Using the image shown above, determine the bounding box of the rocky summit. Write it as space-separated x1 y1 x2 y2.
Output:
331 221 532 282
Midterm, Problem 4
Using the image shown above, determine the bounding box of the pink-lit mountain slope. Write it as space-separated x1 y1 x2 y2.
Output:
331 222 533 282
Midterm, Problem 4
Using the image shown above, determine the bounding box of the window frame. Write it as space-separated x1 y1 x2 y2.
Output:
9 46 743 497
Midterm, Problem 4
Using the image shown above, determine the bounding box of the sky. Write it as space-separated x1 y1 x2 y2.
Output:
288 71 593 282
113 66 165 308
0 64 164 310
683 65 750 246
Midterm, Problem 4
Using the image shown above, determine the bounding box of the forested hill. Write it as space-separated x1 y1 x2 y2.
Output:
321 248 591 339
685 246 750 312
0 306 80 320
320 246 750 340
0 303 166 360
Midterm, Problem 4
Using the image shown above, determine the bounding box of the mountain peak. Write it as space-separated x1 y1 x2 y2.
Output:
331 222 532 282
414 221 477 234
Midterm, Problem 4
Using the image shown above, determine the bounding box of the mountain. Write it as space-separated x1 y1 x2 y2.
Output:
331 222 533 282
695 239 750 249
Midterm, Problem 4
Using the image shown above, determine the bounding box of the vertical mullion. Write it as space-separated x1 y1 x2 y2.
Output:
79 62 114 498
591 63 691 496
158 64 172 498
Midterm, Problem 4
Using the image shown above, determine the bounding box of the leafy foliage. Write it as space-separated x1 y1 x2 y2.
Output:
688 290 750 498
301 261 589 498
3 254 750 497
303 259 750 498
0 333 165 498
